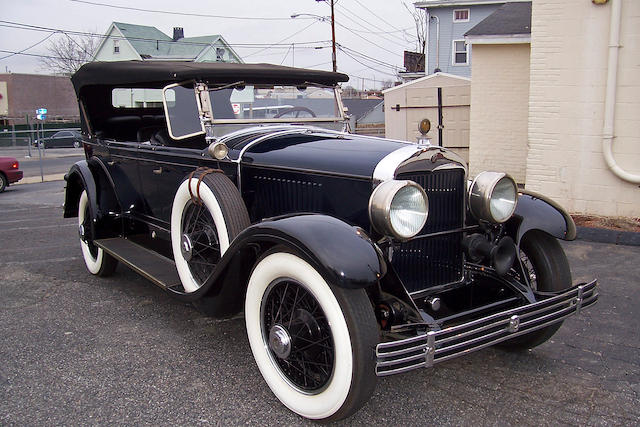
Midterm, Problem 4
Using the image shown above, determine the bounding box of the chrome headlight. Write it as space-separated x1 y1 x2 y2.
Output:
469 171 518 223
369 180 429 240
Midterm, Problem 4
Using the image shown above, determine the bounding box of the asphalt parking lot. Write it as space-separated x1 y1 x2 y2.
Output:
1 181 638 425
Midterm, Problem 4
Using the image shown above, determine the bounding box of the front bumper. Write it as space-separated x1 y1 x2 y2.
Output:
376 279 598 376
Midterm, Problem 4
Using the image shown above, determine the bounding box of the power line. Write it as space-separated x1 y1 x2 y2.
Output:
336 3 415 45
69 0 310 21
0 21 330 49
243 21 319 59
338 48 398 77
339 45 400 70
0 31 57 61
351 0 413 36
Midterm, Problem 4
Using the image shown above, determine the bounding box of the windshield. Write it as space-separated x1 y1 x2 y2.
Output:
208 85 343 123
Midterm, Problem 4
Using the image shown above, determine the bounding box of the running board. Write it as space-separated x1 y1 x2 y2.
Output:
94 237 183 291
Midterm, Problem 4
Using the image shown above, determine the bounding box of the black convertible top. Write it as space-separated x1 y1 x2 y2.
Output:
71 61 349 94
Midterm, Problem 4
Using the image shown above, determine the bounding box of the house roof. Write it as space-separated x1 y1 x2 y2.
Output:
111 22 231 61
465 1 531 37
415 0 525 9
382 72 470 94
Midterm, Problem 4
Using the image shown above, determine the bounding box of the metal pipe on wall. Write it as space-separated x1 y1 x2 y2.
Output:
601 0 640 184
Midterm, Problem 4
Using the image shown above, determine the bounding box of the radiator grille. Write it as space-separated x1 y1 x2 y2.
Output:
393 169 465 294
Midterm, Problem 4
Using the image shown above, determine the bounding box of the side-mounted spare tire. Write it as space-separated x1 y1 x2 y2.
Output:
170 170 251 294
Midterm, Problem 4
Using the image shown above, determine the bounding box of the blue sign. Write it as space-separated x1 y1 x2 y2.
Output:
36 108 47 114
36 114 46 120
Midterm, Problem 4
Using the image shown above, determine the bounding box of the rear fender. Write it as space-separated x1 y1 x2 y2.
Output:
63 159 121 239
507 190 576 244
180 215 386 316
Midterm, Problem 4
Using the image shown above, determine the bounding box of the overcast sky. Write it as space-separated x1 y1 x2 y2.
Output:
1 0 422 89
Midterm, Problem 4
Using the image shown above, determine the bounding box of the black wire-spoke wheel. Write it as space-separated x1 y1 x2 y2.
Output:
181 201 221 287
245 250 378 421
261 278 334 393
171 172 250 296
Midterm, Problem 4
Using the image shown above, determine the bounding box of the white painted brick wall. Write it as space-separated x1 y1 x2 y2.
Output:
469 44 531 183
527 0 640 217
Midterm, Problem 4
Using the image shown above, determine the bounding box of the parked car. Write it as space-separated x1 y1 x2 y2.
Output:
64 61 598 421
0 156 23 192
34 130 82 148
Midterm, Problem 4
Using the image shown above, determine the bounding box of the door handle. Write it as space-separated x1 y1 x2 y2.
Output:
153 167 163 175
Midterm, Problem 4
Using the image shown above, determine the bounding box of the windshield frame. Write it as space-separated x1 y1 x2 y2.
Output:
209 86 346 125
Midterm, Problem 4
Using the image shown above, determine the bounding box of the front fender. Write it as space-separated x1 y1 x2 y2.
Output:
243 214 387 289
183 215 386 315
508 190 576 243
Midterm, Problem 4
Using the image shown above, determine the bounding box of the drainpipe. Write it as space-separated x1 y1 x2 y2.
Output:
430 15 441 72
602 0 640 183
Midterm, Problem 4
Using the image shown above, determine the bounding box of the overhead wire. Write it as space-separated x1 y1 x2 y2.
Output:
0 31 57 60
68 0 311 21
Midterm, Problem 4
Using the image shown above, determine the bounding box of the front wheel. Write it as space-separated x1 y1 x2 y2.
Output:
500 230 572 350
245 251 378 421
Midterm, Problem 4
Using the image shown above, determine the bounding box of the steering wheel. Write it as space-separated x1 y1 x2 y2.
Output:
274 106 317 118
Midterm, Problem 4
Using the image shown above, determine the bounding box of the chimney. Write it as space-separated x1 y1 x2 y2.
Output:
173 27 184 41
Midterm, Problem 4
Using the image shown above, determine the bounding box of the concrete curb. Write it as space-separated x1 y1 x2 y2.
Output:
576 226 640 247
15 174 66 185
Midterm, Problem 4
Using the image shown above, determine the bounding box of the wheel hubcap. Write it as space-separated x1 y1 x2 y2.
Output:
181 233 193 261
269 324 292 359
261 279 334 392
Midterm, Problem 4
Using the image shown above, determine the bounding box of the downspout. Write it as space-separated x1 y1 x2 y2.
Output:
425 10 430 75
601 0 640 183
430 15 441 72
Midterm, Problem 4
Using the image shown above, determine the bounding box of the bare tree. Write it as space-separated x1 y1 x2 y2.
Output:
403 2 427 55
39 33 99 75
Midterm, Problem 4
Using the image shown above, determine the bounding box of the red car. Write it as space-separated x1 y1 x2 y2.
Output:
0 156 23 192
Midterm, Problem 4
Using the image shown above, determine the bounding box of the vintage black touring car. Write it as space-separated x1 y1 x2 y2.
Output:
64 61 598 421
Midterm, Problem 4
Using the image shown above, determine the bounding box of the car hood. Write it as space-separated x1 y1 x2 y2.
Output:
238 130 413 179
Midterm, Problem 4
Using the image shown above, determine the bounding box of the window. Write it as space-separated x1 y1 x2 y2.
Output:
113 40 119 54
452 40 469 65
216 48 226 61
453 9 470 22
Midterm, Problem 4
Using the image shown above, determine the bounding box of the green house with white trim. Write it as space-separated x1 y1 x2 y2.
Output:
93 22 243 63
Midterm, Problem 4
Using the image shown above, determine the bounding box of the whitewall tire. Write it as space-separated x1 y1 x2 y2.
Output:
78 190 117 276
245 251 378 421
171 172 250 293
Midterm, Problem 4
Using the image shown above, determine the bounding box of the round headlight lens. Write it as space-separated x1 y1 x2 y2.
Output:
390 185 429 238
490 177 517 223
469 172 518 223
369 180 428 240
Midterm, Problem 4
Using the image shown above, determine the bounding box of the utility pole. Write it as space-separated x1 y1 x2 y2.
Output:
330 0 337 72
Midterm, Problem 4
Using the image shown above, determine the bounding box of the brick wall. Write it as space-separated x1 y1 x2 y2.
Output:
0 73 79 121
469 43 530 183
527 0 640 217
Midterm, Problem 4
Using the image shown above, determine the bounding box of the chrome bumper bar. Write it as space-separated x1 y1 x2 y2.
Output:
376 280 598 376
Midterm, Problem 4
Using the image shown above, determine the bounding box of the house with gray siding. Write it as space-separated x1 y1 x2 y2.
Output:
415 0 529 77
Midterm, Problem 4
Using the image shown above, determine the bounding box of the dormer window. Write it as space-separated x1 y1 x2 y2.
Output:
113 40 120 54
453 9 469 22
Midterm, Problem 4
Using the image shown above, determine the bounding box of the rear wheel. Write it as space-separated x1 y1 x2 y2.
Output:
500 230 572 350
245 251 378 421
0 173 7 193
78 190 117 276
